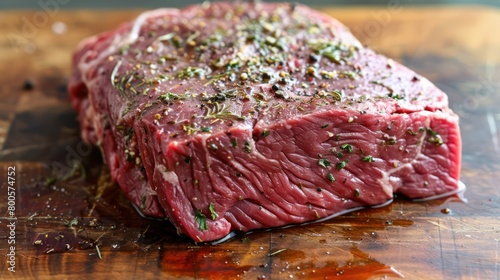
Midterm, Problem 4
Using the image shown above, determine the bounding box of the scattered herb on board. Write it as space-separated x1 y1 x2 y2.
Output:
268 248 287 256
95 245 102 260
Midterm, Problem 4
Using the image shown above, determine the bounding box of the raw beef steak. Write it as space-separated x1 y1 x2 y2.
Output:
68 2 462 242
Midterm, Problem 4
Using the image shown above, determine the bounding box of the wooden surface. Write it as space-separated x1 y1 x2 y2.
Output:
1 6 500 280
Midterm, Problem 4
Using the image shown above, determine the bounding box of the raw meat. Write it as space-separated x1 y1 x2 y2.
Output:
68 2 462 242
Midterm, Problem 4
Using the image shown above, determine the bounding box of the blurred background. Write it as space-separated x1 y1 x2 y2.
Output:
1 0 499 9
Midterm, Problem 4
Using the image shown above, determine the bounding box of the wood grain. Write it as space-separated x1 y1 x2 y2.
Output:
1 6 499 280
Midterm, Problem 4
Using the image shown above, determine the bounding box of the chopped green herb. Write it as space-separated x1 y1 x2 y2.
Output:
426 128 438 136
336 160 348 171
327 173 336 182
244 140 252 153
182 124 200 135
178 67 205 79
209 203 218 220
204 102 244 121
195 210 208 231
340 144 353 153
361 155 373 162
321 124 329 129
331 90 343 101
208 143 218 151
184 156 191 164
262 130 270 137
354 188 360 197
388 93 403 100
158 92 182 102
428 134 443 146
317 159 331 168
231 138 238 147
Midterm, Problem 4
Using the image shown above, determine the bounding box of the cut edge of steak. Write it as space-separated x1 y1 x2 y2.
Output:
68 2 463 242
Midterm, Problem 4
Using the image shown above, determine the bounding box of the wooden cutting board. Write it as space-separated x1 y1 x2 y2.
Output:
1 6 499 280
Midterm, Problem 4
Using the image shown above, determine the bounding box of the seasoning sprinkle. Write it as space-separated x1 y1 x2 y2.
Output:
209 203 218 220
361 155 373 162
208 143 218 151
231 138 238 147
195 210 208 231
340 144 353 153
318 159 331 168
336 160 348 171
244 140 252 153
354 188 360 198
327 173 335 182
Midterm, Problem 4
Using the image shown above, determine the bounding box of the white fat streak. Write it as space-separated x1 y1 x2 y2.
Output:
140 180 158 196
377 117 431 197
199 133 212 166
156 164 180 189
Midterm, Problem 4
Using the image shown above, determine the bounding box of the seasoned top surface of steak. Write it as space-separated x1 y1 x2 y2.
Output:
69 2 461 242
74 2 448 144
